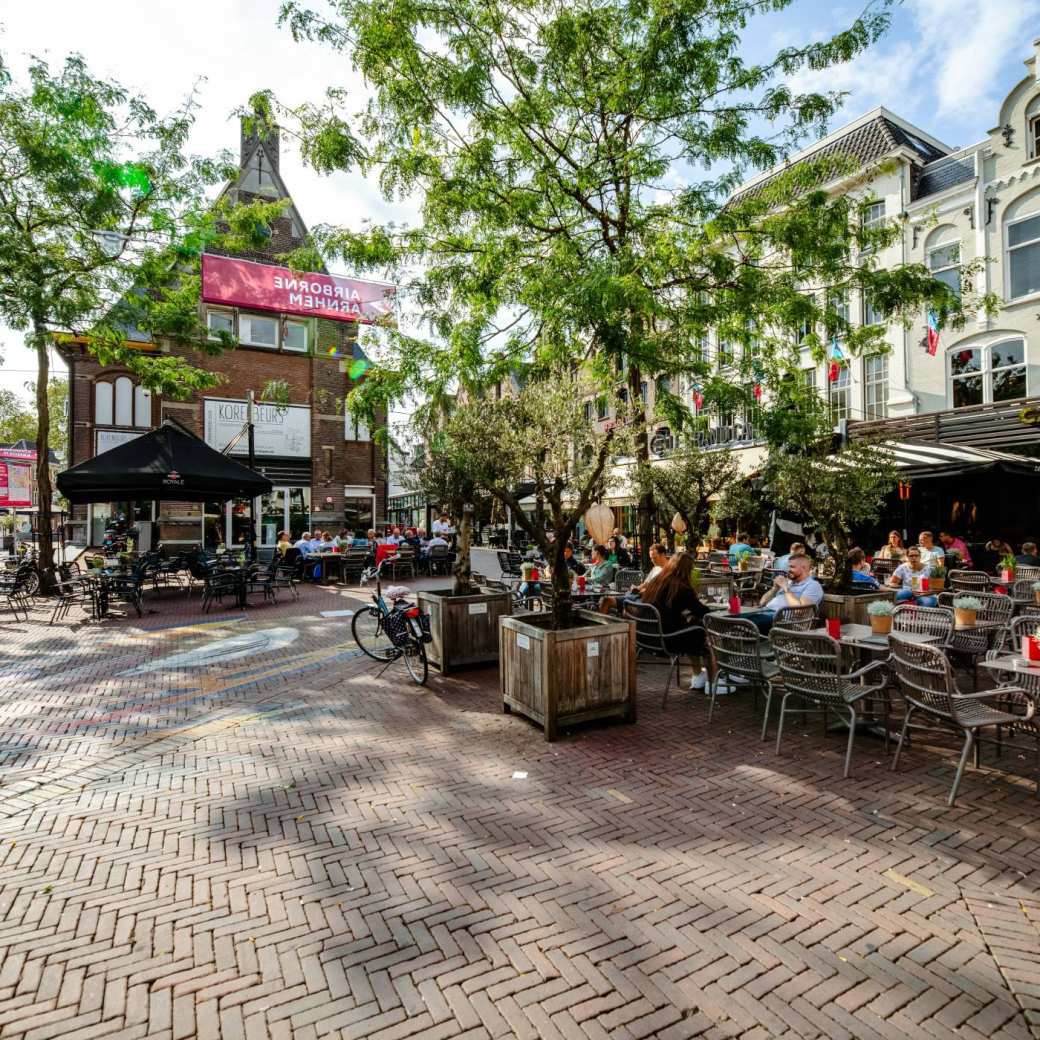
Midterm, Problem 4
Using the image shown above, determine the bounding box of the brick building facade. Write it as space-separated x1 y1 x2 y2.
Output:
60 121 388 550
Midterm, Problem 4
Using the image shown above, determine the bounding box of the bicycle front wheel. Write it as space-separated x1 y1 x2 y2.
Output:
403 639 428 685
351 605 396 661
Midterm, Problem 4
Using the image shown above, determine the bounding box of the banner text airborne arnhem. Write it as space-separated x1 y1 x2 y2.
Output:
273 274 368 316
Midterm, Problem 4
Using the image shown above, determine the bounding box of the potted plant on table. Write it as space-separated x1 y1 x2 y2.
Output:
446 371 638 741
999 553 1016 583
867 599 895 636
929 562 947 592
953 595 981 628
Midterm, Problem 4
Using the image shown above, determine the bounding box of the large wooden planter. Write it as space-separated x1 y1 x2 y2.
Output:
418 587 513 674
821 588 897 625
500 610 636 741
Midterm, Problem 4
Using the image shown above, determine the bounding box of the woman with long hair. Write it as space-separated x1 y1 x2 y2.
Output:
875 530 905 561
638 552 711 687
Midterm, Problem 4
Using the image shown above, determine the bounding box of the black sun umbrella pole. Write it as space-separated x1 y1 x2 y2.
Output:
247 390 257 564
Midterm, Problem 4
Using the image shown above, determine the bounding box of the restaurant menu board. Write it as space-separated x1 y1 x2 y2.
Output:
0 460 32 507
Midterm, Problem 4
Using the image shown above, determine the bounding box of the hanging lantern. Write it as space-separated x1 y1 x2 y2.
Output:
584 503 615 544
670 512 687 534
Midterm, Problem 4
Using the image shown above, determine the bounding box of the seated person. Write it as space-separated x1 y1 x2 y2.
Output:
1014 541 1039 568
645 542 668 581
294 532 314 555
588 544 617 587
402 527 422 549
741 553 824 634
275 531 292 556
727 531 755 567
562 543 586 575
875 530 905 562
308 531 325 552
888 547 937 607
772 541 806 574
352 530 375 549
384 526 403 545
607 536 632 569
849 548 879 589
917 530 945 568
938 530 973 568
321 532 335 550
332 529 351 548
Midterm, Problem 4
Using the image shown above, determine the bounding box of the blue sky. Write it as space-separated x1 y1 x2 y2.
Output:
0 0 1038 398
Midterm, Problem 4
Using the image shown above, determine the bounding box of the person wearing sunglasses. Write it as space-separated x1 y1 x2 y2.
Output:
888 548 937 606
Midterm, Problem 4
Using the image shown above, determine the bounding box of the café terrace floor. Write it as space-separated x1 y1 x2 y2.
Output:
0 549 1037 1039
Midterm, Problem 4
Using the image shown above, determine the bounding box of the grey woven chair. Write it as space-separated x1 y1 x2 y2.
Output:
1015 564 1040 583
889 634 1036 805
948 569 990 593
871 559 896 583
1011 579 1040 613
772 605 817 631
614 568 644 594
624 601 705 708
768 628 889 778
892 604 954 644
704 614 780 735
937 591 1013 686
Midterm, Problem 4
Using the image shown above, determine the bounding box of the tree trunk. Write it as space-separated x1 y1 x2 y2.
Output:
33 329 57 593
627 366 653 569
452 504 473 595
550 537 574 630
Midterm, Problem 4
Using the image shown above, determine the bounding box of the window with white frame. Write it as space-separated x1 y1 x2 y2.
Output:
802 367 817 393
949 338 1027 408
239 313 279 348
282 319 309 352
863 354 889 420
1031 114 1040 160
860 199 885 251
345 415 372 442
828 366 850 422
207 309 234 339
94 377 151 428
1008 213 1040 300
826 289 850 342
928 242 961 298
862 292 884 326
596 397 608 420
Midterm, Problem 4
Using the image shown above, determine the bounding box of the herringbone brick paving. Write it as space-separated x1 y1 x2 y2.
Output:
0 576 1038 1038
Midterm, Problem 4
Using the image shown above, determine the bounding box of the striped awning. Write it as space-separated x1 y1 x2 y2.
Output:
880 440 1040 480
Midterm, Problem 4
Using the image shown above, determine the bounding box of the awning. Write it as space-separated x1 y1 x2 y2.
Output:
879 440 1040 480
57 421 274 504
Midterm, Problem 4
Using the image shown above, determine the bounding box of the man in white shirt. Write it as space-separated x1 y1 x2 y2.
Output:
294 533 314 556
431 514 453 536
917 530 945 568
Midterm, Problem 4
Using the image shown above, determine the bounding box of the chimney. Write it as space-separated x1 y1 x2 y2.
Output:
240 113 280 174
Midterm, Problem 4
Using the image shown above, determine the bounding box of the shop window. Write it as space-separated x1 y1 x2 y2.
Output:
950 338 1027 407
344 496 373 532
928 242 961 298
1008 212 1040 300
863 354 889 420
207 309 235 339
283 320 308 352
239 313 279 348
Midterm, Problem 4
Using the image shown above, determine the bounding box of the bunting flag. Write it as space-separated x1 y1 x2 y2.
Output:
828 362 841 383
692 384 703 410
753 383 762 400
926 309 940 356
828 335 844 382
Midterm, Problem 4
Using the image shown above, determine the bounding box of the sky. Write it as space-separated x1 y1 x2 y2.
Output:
0 0 1038 403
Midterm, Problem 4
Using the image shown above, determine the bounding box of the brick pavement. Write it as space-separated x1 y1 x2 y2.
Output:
0 576 1039 1039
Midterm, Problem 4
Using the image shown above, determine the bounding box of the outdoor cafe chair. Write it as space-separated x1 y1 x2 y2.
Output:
340 549 369 582
614 568 644 594
497 551 524 579
1011 579 1040 613
771 604 818 632
768 628 889 777
2 563 36 622
889 633 1036 805
892 604 954 644
948 569 990 593
387 545 417 580
107 574 145 618
1015 565 1040 583
202 571 241 613
871 558 896 582
426 544 452 576
937 590 1014 686
625 601 705 709
50 574 100 623
705 614 779 734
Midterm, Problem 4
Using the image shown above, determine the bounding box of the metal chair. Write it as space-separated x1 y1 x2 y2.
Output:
624 601 705 708
948 569 990 593
107 574 145 618
704 614 780 734
427 544 452 576
386 545 417 580
497 551 523 579
889 634 1036 805
937 591 1013 686
772 605 817 631
202 571 241 613
871 559 896 583
1011 579 1040 613
768 628 889 778
614 568 644 594
892 604 954 644
1015 564 1040 583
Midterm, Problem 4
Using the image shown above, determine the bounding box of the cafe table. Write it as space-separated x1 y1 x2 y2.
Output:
837 624 943 650
314 552 346 584
980 655 1040 692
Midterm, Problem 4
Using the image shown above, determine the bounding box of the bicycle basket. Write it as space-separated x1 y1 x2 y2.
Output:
384 609 413 647
416 612 433 644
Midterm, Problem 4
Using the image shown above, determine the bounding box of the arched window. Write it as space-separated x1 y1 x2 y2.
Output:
134 386 151 428
94 381 113 425
925 225 961 298
1004 187 1040 301
94 376 153 428
949 337 1027 408
1026 94 1040 159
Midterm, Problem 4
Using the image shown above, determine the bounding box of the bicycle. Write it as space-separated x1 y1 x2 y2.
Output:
351 558 431 685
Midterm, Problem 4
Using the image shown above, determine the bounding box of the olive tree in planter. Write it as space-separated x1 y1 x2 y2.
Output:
447 373 637 741
408 438 513 674
762 441 898 622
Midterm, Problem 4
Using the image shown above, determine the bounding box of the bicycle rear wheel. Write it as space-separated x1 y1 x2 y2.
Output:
351 605 396 661
403 638 428 685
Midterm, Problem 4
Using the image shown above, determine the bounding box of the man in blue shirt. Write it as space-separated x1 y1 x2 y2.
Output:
742 553 824 634
294 532 314 556
728 531 755 567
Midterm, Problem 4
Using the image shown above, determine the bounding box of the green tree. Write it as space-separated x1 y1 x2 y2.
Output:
0 54 280 588
0 388 35 443
634 435 740 549
762 442 897 590
445 372 631 629
266 0 970 567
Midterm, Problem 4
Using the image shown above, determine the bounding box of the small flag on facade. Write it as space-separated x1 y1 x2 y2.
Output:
828 362 840 383
753 383 762 400
926 309 940 356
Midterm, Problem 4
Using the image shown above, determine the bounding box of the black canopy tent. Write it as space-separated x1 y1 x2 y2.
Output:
58 421 273 505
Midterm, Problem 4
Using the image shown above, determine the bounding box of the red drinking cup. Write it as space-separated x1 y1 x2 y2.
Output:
728 595 740 615
577 575 586 592
826 617 842 639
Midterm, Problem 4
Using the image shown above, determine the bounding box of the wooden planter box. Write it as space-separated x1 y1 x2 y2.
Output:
417 587 513 674
821 588 897 625
500 610 636 742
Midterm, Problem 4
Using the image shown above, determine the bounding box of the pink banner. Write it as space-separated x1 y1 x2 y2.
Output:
201 254 395 325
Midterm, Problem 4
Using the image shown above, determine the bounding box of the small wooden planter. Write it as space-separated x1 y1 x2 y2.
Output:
417 588 513 674
500 610 636 742
821 588 897 625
